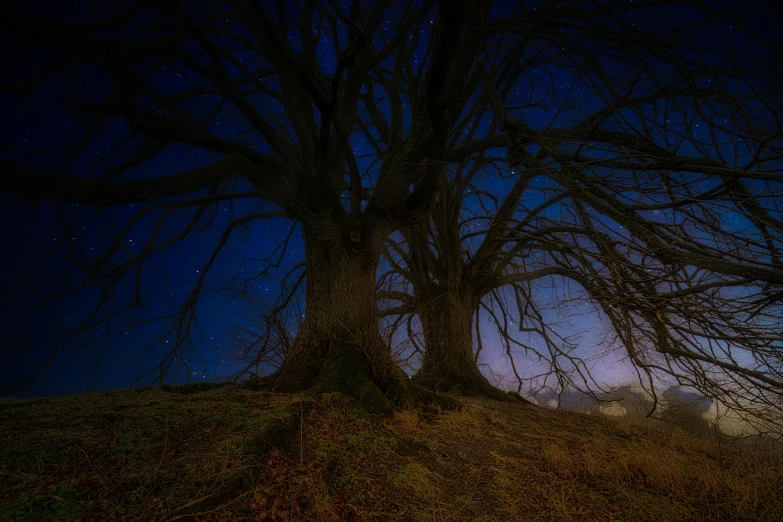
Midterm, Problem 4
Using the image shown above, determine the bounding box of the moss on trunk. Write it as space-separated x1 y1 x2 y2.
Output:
260 223 459 416
415 290 516 402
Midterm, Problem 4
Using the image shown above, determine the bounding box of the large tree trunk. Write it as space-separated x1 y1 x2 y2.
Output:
414 289 514 402
266 221 457 416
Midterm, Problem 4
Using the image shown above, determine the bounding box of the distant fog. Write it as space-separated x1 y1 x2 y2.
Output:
519 383 783 443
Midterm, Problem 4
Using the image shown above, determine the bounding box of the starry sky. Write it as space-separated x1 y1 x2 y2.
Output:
0 0 779 400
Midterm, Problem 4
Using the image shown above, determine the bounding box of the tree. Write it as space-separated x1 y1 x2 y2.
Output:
376 0 783 428
1 0 502 413
2 0 783 432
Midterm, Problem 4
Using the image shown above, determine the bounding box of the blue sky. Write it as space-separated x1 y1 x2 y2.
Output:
0 0 779 402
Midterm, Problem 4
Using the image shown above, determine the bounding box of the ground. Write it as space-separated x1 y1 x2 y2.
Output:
1 383 782 521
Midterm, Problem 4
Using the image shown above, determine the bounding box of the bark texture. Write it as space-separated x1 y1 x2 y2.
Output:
266 221 459 416
413 290 515 402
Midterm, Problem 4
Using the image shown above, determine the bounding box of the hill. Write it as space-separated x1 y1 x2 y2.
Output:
1 383 782 521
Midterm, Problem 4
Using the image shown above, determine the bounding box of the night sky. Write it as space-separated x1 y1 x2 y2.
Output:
0 0 779 402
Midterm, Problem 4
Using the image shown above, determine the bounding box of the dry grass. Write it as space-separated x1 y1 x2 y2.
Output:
1 387 782 521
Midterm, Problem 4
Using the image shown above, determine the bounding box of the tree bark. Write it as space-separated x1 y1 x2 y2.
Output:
266 220 458 416
414 289 514 401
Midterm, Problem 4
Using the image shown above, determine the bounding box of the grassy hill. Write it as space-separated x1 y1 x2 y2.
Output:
2 383 782 521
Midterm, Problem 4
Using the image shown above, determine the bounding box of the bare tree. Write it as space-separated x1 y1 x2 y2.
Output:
377 0 783 428
3 0 782 428
1 0 504 413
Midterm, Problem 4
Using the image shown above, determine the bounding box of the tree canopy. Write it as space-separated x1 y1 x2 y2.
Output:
1 0 782 430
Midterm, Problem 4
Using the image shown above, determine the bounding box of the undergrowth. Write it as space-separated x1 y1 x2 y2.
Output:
1 384 781 521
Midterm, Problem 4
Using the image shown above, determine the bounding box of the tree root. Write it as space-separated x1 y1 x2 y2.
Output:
404 380 462 412
312 349 461 417
413 374 534 405
506 390 535 406
152 346 465 419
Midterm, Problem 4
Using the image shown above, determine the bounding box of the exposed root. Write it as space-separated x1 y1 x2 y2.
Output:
404 380 463 411
173 343 466 419
506 390 535 406
412 373 522 404
312 348 461 417
311 348 397 417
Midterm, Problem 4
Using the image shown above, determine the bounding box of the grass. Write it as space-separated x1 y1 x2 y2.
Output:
1 385 782 521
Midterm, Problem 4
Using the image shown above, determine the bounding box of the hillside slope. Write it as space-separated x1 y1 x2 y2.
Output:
1 383 782 521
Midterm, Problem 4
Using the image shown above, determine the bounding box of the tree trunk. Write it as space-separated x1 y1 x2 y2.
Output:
414 289 514 401
266 221 458 416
